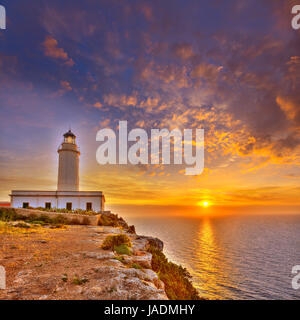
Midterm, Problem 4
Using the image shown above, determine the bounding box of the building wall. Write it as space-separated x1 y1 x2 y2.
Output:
57 196 102 211
11 195 102 212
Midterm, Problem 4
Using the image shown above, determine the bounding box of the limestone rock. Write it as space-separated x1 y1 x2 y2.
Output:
146 237 164 251
82 251 115 260
123 253 152 269
135 236 164 251
83 266 168 300
8 221 32 228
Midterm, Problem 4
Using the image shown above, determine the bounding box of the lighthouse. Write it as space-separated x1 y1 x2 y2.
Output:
10 130 105 212
57 130 80 191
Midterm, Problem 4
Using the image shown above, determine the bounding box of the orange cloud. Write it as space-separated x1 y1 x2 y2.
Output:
172 43 194 60
276 96 298 122
191 63 223 80
93 101 103 108
60 80 72 91
103 93 138 109
99 119 110 127
49 80 72 97
43 36 74 67
140 4 153 21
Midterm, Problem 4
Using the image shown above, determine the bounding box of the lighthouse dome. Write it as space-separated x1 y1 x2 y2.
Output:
63 130 76 138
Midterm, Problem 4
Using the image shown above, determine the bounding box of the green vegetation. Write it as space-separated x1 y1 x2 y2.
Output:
0 207 92 226
29 207 99 216
147 245 202 300
0 207 67 226
100 214 118 226
0 207 135 230
101 234 132 250
131 263 143 269
99 213 123 227
114 255 125 263
98 212 135 235
61 274 68 282
114 244 132 255
0 207 18 221
72 275 88 285
9 221 31 228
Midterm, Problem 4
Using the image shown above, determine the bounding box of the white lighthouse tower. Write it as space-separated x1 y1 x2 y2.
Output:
57 130 80 191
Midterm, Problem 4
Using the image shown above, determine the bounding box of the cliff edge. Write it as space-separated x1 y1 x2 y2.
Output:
0 208 200 300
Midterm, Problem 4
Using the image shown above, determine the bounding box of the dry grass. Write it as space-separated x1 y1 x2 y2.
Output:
0 221 66 235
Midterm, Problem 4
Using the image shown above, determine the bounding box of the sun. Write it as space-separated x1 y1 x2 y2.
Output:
197 201 211 207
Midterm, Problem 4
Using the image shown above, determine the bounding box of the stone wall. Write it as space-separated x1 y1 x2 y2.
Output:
12 207 101 226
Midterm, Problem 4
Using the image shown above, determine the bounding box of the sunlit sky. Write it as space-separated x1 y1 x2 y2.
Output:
0 0 300 216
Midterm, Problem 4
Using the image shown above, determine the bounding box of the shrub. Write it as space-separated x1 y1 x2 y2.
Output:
30 214 52 224
0 208 19 221
114 244 132 255
131 263 142 269
61 274 68 282
72 275 88 285
9 221 31 229
25 214 68 226
101 234 132 250
98 213 135 234
0 208 71 226
28 213 38 220
114 256 125 263
31 220 46 225
148 245 202 300
28 206 99 216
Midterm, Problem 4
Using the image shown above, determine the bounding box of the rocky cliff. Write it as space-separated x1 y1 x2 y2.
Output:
0 208 200 300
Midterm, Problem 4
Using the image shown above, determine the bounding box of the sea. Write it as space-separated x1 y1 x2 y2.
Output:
124 214 300 300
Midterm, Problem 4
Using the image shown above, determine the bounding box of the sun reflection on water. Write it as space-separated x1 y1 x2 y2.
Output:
193 219 231 299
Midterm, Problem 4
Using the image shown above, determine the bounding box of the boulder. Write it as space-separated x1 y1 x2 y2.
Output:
135 236 164 251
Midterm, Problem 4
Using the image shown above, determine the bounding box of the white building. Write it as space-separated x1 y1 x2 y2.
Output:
10 130 105 212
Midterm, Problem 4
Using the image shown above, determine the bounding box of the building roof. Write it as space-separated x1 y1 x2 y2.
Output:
63 130 76 138
10 190 103 197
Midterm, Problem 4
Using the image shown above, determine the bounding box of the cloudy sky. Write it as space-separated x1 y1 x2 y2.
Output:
0 0 300 216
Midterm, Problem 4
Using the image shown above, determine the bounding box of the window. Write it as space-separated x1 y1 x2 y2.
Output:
23 202 29 209
66 202 72 211
45 202 51 209
86 202 92 211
